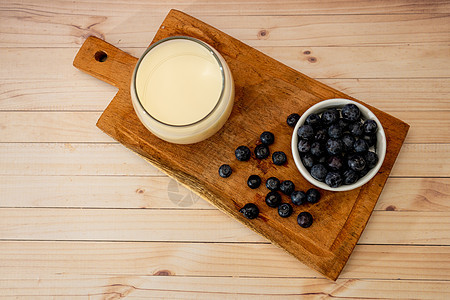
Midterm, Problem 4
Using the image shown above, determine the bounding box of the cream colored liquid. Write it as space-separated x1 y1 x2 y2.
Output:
136 39 223 126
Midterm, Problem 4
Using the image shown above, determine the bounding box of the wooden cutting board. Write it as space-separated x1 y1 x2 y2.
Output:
73 9 409 280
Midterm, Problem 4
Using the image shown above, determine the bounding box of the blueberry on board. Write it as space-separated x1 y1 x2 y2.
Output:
314 128 328 144
341 134 356 152
260 131 275 145
291 190 306 206
280 180 295 195
362 134 377 148
327 155 344 171
218 164 232 178
286 113 300 127
247 175 261 189
326 138 344 155
297 139 311 153
278 203 293 218
341 103 361 122
354 139 369 153
254 144 270 159
310 142 324 157
239 203 259 219
325 172 343 188
297 212 313 228
343 169 359 185
272 151 287 165
297 124 314 140
348 122 363 137
321 108 339 125
305 113 322 128
265 191 282 208
328 124 343 139
266 177 280 191
347 154 366 172
310 164 327 182
363 119 378 135
365 151 379 169
306 188 321 203
301 153 315 169
235 146 251 161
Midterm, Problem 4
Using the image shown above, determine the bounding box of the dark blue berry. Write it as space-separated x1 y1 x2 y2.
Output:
359 167 370 177
297 139 311 153
314 128 328 144
266 177 280 191
365 151 379 168
321 108 339 125
265 191 282 208
306 188 321 203
297 212 313 228
310 142 325 157
291 190 306 205
260 131 275 145
325 172 343 188
342 104 361 122
239 203 259 219
247 175 261 189
362 134 377 148
297 124 314 140
354 139 369 153
272 151 287 165
235 146 251 161
327 155 344 171
280 180 295 195
287 113 300 127
341 134 355 152
301 153 315 169
306 113 322 128
348 155 366 172
326 138 344 155
278 203 293 218
218 164 232 178
343 169 359 185
349 122 363 137
363 119 378 135
328 124 343 139
310 164 327 182
254 144 270 159
338 119 349 131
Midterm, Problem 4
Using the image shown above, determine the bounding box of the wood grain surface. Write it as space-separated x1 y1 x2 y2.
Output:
1 0 449 298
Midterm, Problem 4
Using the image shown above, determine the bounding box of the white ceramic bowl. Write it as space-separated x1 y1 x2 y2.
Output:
291 98 387 192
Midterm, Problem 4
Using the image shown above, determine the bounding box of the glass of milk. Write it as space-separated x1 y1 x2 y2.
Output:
131 36 235 144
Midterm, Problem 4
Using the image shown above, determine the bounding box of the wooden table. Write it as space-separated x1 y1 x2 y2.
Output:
1 1 449 298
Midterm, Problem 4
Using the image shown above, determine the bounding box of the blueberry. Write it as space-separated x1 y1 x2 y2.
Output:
327 155 344 171
362 134 377 148
235 146 251 161
347 154 366 172
291 190 306 205
326 138 344 155
354 139 369 153
314 128 328 144
297 139 311 153
272 151 287 165
338 119 349 131
343 169 359 185
301 153 315 169
247 175 261 189
239 203 259 219
310 164 327 182
305 113 322 128
297 212 313 228
266 177 280 191
286 113 300 127
365 151 379 168
265 191 282 208
297 124 314 140
318 156 326 164
321 108 339 125
341 134 356 152
280 180 295 195
359 167 370 177
255 144 270 159
342 104 361 122
348 122 363 137
260 131 275 145
278 203 293 218
325 172 343 188
363 119 378 135
218 164 232 178
328 124 343 139
306 188 321 203
310 141 324 157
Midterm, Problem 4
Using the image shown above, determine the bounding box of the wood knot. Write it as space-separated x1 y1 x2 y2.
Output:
135 188 145 194
385 205 397 211
258 29 269 39
153 269 173 276
303 50 311 55
308 57 317 63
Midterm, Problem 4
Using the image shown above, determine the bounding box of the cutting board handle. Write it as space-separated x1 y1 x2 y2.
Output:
73 36 138 89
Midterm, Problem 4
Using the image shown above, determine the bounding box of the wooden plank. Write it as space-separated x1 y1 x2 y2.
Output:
1 46 449 80
0 208 448 245
0 241 448 280
1 78 448 112
2 13 450 48
1 176 448 212
1 275 448 299
0 143 447 177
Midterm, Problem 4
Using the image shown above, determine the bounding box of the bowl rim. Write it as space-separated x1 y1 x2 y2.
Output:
291 98 387 192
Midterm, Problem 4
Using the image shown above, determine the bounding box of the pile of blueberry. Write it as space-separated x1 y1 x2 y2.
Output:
219 131 320 228
295 103 379 188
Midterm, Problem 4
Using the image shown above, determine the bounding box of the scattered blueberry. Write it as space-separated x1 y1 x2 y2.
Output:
218 164 232 178
305 113 321 128
363 119 378 135
297 139 311 153
297 124 314 140
326 138 344 155
272 151 287 165
348 122 363 137
365 151 379 169
341 134 355 152
291 190 306 205
328 124 343 139
235 146 251 161
306 188 321 204
297 211 313 228
343 169 359 185
239 203 259 219
327 155 344 171
310 164 327 182
254 144 270 159
348 155 366 172
342 103 361 122
301 153 315 169
266 177 280 191
354 139 369 153
260 131 275 145
287 113 300 127
265 191 282 208
325 172 343 188
321 108 339 125
280 180 295 195
247 175 261 189
310 142 324 157
278 203 293 218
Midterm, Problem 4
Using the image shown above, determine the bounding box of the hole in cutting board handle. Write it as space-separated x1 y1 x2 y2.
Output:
94 50 108 62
